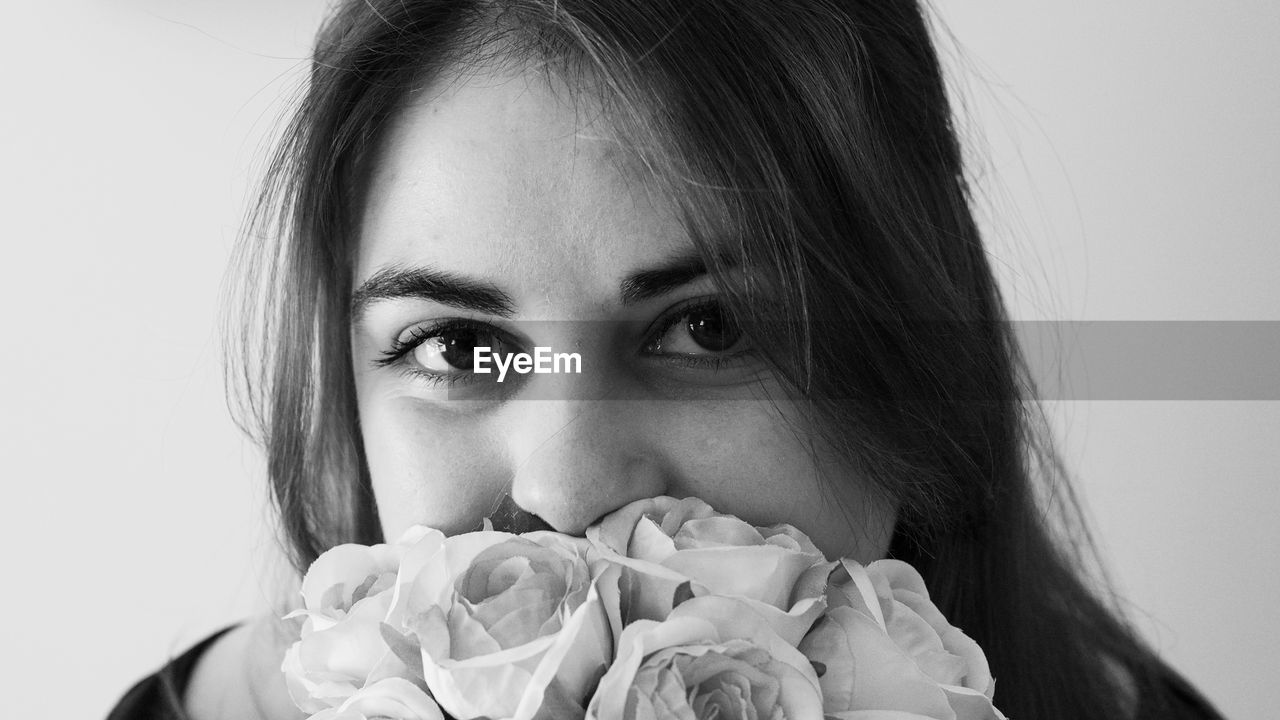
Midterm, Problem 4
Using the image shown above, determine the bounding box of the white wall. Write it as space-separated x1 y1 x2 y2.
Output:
3 1 1274 718
932 4 1280 719
1 1 327 716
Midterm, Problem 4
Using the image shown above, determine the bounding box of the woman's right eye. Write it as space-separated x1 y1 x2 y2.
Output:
374 321 513 387
412 328 484 373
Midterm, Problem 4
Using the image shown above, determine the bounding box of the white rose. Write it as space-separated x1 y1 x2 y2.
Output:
588 496 832 645
283 527 444 712
388 530 612 720
306 677 444 720
586 595 825 720
799 559 1006 720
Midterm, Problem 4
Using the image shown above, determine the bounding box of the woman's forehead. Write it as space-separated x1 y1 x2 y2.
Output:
355 67 695 317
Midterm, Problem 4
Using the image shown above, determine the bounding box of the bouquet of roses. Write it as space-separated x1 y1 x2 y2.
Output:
281 496 1006 720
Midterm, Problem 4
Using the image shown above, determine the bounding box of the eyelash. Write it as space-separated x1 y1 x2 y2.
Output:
372 297 752 387
372 318 502 388
642 297 751 371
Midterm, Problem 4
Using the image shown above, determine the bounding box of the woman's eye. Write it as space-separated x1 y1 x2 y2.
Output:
412 328 486 373
375 321 513 387
647 300 750 357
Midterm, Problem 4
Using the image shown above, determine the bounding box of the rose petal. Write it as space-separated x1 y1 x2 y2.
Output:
590 497 681 555
663 546 819 607
512 579 613 719
938 626 994 696
469 571 563 631
444 602 504 660
589 506 832 646
309 677 444 720
800 606 955 718
463 554 534 601
480 592 563 649
301 543 402 614
760 524 825 557
672 516 765 549
587 596 823 720
819 707 942 712
636 664 699 720
628 516 679 562
940 684 1009 720
657 497 720 535
392 532 610 720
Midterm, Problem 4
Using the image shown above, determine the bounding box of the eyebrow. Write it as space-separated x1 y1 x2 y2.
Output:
351 252 726 326
351 265 516 325
618 252 711 305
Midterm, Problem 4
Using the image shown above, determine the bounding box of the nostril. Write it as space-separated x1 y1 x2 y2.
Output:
481 493 557 534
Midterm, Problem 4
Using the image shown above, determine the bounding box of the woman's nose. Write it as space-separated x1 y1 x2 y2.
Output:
501 397 669 536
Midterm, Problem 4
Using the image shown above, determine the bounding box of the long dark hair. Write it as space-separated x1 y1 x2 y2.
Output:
228 1 1221 718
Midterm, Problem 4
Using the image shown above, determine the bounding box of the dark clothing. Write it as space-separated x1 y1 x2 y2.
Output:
105 626 235 720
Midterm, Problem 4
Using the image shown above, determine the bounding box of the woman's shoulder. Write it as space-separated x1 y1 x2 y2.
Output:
108 615 304 720
106 625 236 720
187 614 306 720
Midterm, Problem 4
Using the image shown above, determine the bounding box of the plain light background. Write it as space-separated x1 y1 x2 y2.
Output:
3 1 1276 718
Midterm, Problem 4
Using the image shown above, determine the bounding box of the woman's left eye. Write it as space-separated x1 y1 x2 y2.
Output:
643 298 752 367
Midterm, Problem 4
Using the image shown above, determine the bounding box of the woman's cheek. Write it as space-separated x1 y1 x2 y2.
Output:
662 398 897 563
361 393 509 540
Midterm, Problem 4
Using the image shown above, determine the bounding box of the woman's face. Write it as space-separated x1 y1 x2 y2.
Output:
350 67 897 561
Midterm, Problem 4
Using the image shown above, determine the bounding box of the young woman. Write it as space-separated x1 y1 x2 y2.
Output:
109 1 1225 718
